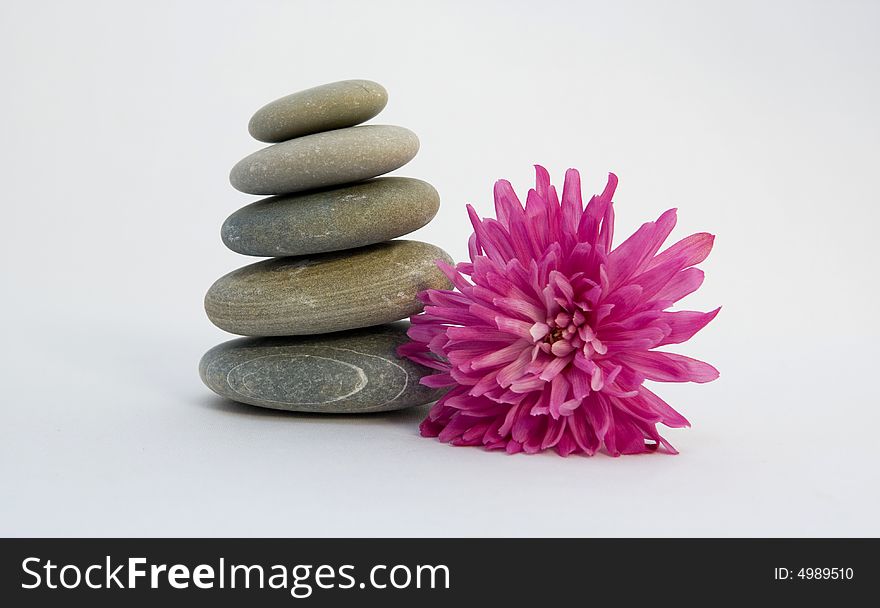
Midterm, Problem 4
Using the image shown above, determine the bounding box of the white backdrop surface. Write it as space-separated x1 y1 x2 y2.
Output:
1 0 878 536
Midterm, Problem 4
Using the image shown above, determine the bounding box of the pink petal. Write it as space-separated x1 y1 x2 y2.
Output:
493 179 521 228
421 373 456 388
607 208 677 287
561 168 583 234
541 417 567 449
555 432 578 456
648 232 714 271
635 386 690 428
596 200 615 253
570 367 592 399
538 355 570 381
573 351 597 373
654 267 704 303
568 408 599 455
495 315 535 339
446 326 512 342
496 348 533 387
529 321 550 342
549 374 571 418
617 351 720 383
509 376 545 393
613 418 651 455
469 341 528 371
657 307 721 346
585 395 612 442
578 173 618 246
436 259 473 292
590 366 605 391
505 440 523 454
550 340 575 357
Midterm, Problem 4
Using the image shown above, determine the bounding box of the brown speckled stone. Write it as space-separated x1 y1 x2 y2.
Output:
221 178 440 257
199 323 447 413
248 79 388 143
229 125 418 196
204 240 452 336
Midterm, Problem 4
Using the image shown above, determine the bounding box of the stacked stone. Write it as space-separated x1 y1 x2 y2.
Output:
200 80 452 413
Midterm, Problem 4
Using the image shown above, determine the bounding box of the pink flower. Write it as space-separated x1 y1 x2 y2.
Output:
399 166 719 456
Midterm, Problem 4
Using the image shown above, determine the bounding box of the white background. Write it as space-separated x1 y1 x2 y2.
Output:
2 0 878 536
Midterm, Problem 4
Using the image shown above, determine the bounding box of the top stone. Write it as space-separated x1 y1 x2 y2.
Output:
248 80 388 143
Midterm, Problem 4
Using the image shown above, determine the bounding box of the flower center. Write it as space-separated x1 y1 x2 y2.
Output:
545 327 565 344
534 307 607 359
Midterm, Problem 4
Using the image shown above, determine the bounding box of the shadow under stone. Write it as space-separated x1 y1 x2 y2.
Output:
197 393 432 425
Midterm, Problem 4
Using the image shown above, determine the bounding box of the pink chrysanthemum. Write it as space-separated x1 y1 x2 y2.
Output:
399 166 720 456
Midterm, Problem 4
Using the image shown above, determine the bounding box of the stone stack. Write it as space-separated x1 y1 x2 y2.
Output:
200 80 451 413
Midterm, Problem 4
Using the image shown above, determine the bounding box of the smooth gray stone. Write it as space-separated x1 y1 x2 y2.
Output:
221 178 440 257
204 240 453 336
229 125 419 195
199 323 447 413
248 79 388 143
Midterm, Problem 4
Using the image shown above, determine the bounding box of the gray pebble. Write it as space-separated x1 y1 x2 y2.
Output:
229 125 419 195
248 79 388 143
204 240 452 336
221 177 440 257
199 323 447 413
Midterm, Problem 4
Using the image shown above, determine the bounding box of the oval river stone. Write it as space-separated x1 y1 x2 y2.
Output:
199 323 447 413
247 79 388 143
229 125 418 195
204 240 452 336
221 177 440 257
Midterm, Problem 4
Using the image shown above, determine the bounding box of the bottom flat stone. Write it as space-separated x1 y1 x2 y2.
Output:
199 323 446 413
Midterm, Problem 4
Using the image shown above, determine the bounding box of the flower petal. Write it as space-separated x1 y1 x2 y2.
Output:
617 351 720 383
654 267 704 303
607 208 677 287
469 341 529 371
657 307 721 346
648 232 714 271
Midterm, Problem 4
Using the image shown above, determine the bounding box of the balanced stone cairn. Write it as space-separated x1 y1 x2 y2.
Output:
200 80 452 413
